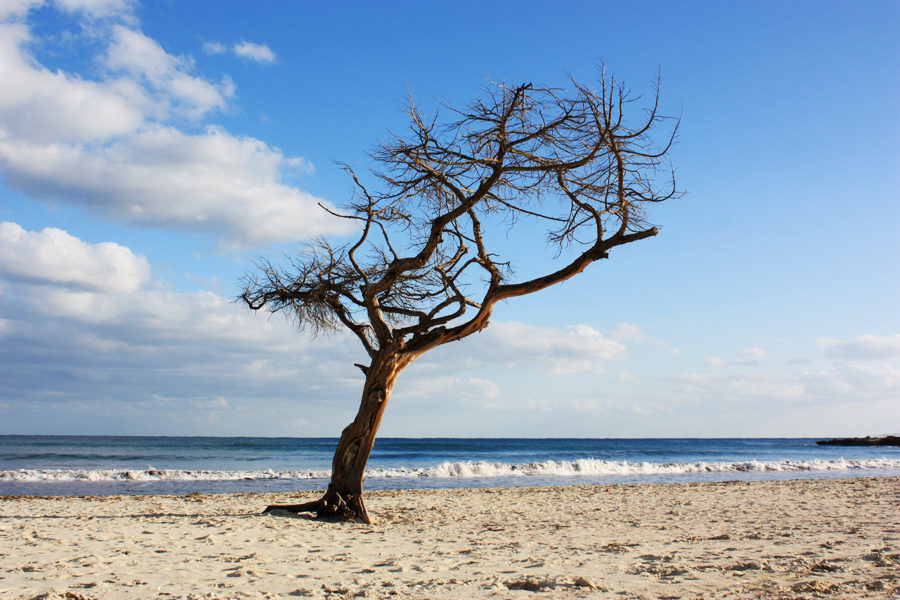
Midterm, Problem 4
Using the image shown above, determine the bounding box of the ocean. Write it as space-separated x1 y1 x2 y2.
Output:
1 436 898 497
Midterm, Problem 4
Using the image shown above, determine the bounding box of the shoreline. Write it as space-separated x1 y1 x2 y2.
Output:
1 477 898 599
4 467 900 500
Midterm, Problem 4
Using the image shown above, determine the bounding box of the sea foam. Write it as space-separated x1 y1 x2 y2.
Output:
2 457 898 483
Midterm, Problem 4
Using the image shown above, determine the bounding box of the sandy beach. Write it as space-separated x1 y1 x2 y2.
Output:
1 477 897 599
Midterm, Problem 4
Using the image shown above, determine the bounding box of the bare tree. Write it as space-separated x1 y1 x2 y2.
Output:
241 71 679 523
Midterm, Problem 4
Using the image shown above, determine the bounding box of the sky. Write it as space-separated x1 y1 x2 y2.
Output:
0 0 898 438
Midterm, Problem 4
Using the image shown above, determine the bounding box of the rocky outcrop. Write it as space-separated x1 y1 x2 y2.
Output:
816 436 900 446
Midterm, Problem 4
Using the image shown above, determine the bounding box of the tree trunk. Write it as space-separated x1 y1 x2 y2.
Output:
263 350 414 523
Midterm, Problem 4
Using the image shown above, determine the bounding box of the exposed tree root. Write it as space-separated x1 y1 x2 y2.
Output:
263 485 371 524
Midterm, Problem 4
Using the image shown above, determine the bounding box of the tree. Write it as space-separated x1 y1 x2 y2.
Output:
241 71 679 523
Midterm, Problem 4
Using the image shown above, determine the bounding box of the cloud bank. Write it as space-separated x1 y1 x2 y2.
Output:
0 223 634 434
1 222 897 436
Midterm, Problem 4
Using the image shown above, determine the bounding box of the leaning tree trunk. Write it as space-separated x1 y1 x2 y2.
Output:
264 350 415 523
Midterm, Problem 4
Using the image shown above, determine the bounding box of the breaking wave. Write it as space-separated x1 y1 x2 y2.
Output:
3 457 899 484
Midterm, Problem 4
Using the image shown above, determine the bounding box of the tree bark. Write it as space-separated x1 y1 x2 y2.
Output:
263 350 415 523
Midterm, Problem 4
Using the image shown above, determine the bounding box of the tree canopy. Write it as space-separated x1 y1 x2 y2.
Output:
241 71 679 522
243 74 678 363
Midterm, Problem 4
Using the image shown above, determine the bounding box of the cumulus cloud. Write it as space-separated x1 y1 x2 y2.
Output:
1 125 334 247
233 40 276 63
820 334 900 361
104 25 234 119
0 2 341 249
0 22 142 143
0 221 150 292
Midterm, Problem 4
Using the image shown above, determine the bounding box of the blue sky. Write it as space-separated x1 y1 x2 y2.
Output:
1 0 897 437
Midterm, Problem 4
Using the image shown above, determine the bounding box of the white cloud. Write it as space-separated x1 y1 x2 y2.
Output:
1 0 132 20
194 396 229 411
0 221 150 292
413 321 629 376
202 41 228 55
672 358 900 408
617 370 636 382
2 221 896 437
0 3 342 249
482 321 627 374
0 0 39 20
608 322 645 342
104 25 233 120
55 0 134 19
608 322 673 352
0 22 143 143
0 224 366 433
0 220 637 431
0 124 336 247
802 363 900 399
738 346 767 358
233 40 276 64
202 39 276 64
396 375 500 402
820 334 900 361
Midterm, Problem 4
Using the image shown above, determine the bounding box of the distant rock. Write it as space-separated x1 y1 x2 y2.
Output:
816 436 900 447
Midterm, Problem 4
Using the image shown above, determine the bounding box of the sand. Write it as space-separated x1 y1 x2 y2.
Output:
0 477 897 599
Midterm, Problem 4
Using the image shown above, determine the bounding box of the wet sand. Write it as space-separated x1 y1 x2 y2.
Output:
1 477 897 599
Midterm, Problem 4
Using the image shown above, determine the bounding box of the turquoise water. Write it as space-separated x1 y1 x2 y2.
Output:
1 436 898 496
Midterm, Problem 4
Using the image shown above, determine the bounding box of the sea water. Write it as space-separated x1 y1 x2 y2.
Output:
1 436 898 497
